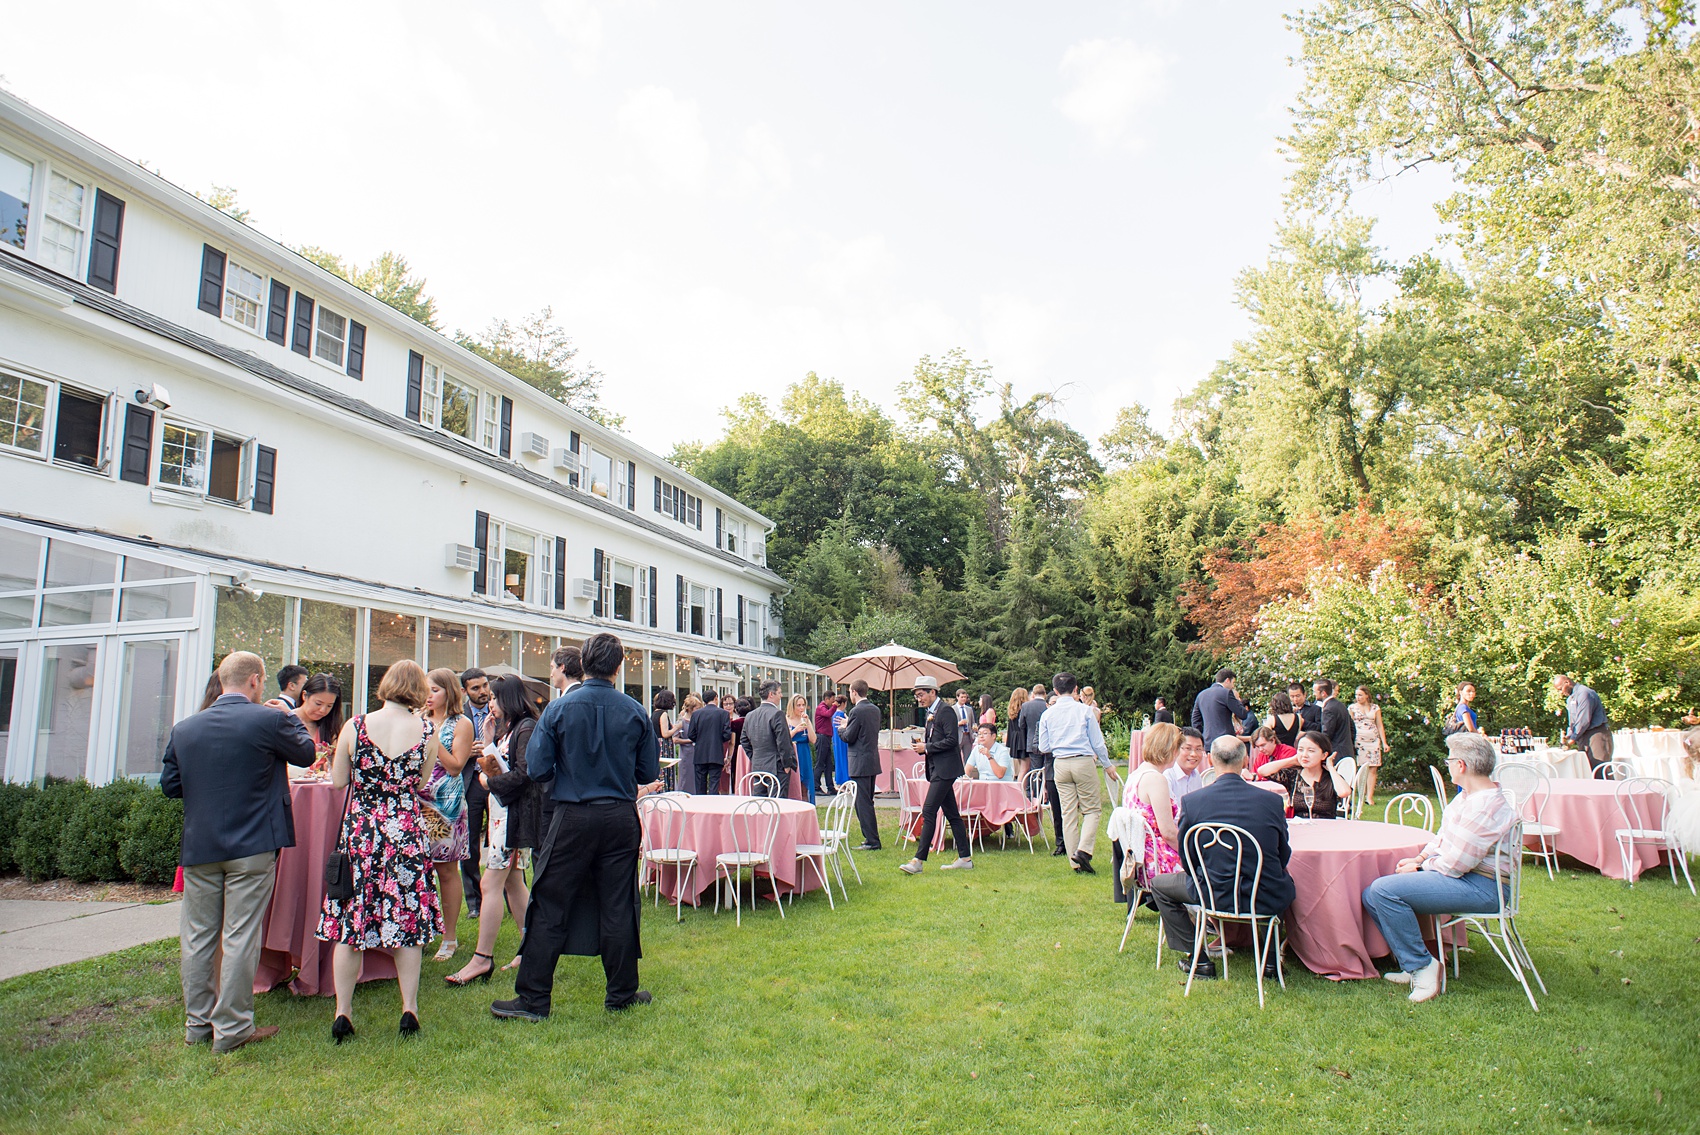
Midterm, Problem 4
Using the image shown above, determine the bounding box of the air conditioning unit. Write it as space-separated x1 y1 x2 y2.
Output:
445 543 478 571
520 432 550 459
721 616 740 636
552 448 577 471
572 577 598 601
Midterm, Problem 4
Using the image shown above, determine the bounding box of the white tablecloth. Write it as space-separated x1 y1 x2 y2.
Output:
1613 730 1686 782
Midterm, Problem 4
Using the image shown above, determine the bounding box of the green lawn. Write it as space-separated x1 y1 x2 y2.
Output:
2 815 1697 1135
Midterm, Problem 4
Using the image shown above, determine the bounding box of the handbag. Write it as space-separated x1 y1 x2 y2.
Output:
323 781 356 902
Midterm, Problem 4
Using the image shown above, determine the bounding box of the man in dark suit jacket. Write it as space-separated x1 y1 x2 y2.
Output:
898 676 973 874
161 651 315 1054
1153 697 1174 724
1189 668 1248 748
684 689 731 794
1315 678 1356 762
840 680 885 849
1288 681 1321 732
742 681 796 794
1017 684 1063 855
1150 736 1295 980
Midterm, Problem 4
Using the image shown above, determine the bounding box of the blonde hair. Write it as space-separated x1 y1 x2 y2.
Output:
427 668 465 717
1143 722 1182 769
375 660 430 710
788 693 809 717
216 650 265 691
1008 687 1029 721
682 694 703 713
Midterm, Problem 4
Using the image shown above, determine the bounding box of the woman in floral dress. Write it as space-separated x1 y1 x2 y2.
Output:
318 660 443 1043
1349 686 1389 808
1123 722 1184 884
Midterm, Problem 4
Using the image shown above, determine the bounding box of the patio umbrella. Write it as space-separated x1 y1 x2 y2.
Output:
479 663 553 714
818 642 965 791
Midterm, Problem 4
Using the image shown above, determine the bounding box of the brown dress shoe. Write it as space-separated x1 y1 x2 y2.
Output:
215 1025 279 1054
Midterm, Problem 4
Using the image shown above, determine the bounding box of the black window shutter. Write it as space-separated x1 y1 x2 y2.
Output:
555 536 567 610
291 294 315 356
626 461 637 511
197 245 225 315
695 501 702 531
406 351 424 421
265 280 290 345
716 587 724 641
87 190 125 293
119 405 153 484
653 476 662 511
473 510 489 595
567 431 580 488
648 566 658 628
592 549 605 617
715 508 723 549
569 431 580 453
676 574 685 633
346 321 366 378
252 446 277 514
499 397 513 457
737 595 745 646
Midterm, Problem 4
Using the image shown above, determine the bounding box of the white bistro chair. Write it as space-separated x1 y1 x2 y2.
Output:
1334 756 1358 817
1437 819 1545 1011
1382 792 1436 833
1614 777 1696 894
1109 805 1152 955
893 768 921 850
792 785 859 906
1429 765 1450 813
1494 761 1562 880
1593 760 1635 782
1180 822 1286 1008
737 770 784 798
638 794 698 922
1009 768 1048 853
715 797 785 926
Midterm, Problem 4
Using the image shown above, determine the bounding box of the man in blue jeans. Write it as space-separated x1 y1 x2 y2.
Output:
1361 732 1516 1003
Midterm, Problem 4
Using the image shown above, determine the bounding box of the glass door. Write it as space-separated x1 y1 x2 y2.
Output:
32 639 102 783
0 645 17 774
112 635 182 784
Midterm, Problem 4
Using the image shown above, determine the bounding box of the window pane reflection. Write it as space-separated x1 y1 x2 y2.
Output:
367 610 418 711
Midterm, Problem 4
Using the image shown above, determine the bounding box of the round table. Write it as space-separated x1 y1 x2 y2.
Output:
1284 819 1458 981
644 794 822 906
253 779 398 997
899 777 1033 849
1530 780 1664 880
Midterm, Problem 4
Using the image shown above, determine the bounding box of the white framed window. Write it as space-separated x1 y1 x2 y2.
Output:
602 557 648 624
221 261 265 333
41 171 87 276
0 146 31 253
157 419 210 492
481 394 499 451
314 307 347 366
745 600 764 648
439 372 478 441
488 519 546 605
420 362 441 429
582 447 614 499
0 371 51 457
686 580 709 637
0 369 112 470
726 519 743 554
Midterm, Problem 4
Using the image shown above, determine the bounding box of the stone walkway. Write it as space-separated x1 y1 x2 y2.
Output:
0 899 181 982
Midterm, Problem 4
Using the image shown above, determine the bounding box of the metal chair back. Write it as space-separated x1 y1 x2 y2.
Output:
1181 822 1266 923
738 770 783 797
1593 760 1635 781
1614 775 1673 834
1430 764 1449 811
641 793 687 859
730 796 782 863
1383 792 1436 832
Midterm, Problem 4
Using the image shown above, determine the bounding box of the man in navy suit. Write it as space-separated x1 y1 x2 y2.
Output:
1316 678 1357 763
161 651 316 1053
1190 668 1248 748
1150 736 1295 980
683 688 731 794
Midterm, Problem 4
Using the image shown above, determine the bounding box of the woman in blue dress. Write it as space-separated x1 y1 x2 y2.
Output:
832 700 851 786
786 694 817 804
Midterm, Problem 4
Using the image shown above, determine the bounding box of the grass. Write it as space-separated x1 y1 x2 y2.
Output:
1 811 1698 1135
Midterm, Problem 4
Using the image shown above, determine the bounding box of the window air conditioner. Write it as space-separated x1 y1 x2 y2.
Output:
721 616 740 636
445 543 478 571
552 448 577 471
520 432 550 459
572 577 598 601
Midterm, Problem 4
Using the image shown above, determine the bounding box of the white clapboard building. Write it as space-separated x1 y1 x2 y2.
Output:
0 90 813 787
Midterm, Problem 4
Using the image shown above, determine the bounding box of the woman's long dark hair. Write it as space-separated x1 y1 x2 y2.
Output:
489 674 538 741
300 672 345 744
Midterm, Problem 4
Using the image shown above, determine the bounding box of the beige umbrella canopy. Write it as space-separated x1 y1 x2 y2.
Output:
818 642 966 791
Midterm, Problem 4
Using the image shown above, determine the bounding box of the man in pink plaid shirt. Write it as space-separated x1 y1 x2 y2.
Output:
1361 732 1516 1003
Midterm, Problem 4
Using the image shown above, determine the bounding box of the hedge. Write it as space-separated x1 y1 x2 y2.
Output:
4 779 183 885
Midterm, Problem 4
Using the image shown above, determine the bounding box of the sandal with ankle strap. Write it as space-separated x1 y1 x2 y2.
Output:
444 952 494 986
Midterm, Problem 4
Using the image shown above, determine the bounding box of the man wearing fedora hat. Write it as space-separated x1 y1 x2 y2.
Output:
899 676 974 874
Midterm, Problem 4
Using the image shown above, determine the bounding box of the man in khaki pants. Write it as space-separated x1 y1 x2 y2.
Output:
1035 672 1109 874
162 651 315 1053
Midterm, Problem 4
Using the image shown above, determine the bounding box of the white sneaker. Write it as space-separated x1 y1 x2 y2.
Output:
899 859 924 875
941 858 974 870
1408 957 1443 1003
1382 970 1412 985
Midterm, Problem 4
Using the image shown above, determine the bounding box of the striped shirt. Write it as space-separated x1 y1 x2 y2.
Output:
1420 787 1516 881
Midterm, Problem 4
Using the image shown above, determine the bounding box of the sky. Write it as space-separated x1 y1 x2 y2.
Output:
0 0 1452 458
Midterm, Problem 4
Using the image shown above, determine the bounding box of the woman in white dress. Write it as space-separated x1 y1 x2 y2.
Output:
1667 729 1700 856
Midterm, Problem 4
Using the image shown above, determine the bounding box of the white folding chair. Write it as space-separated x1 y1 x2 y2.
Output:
828 780 863 886
793 787 857 907
1495 761 1561 880
1614 777 1696 893
893 768 920 850
1593 760 1635 781
737 769 783 798
1111 806 1153 955
639 794 698 922
1429 765 1450 812
1009 768 1047 853
715 798 785 926
1383 792 1436 833
1180 822 1285 1008
1437 818 1545 1011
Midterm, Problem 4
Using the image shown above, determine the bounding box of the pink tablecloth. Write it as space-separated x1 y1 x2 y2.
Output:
1285 820 1459 981
900 777 1034 849
1533 781 1663 880
881 747 925 792
646 795 822 905
254 780 398 996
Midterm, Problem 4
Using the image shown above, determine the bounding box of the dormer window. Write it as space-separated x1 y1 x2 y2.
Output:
222 262 265 332
314 307 347 366
41 171 86 276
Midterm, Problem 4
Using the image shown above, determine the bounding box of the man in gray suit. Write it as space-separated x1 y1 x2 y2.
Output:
840 680 885 849
741 680 795 796
161 650 315 1053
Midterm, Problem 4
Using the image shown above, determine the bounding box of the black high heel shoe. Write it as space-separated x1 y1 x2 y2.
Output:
399 1011 420 1038
444 951 494 986
331 1015 355 1045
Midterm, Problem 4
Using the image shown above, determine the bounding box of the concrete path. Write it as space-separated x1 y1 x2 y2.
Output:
0 899 180 982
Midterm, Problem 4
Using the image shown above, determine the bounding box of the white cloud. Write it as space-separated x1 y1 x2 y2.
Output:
733 123 791 197
615 86 711 193
541 0 604 75
1055 37 1168 149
